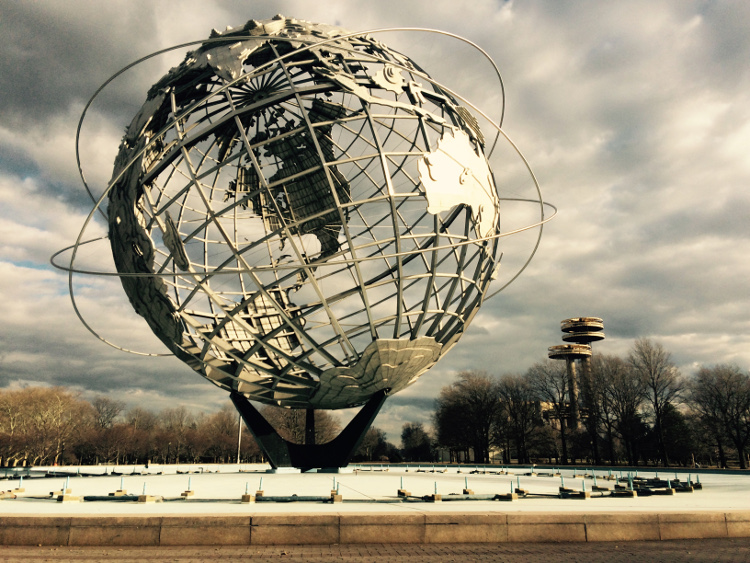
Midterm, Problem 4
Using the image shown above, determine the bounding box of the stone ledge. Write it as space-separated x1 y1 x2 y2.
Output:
341 513 424 544
658 512 728 540
425 513 508 543
585 513 660 542
0 511 747 546
727 512 750 538
508 513 587 542
251 514 340 545
68 524 160 547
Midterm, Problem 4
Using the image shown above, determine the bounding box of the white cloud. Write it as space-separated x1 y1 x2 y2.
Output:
0 173 109 265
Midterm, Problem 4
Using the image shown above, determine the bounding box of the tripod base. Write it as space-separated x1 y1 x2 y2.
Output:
230 390 388 471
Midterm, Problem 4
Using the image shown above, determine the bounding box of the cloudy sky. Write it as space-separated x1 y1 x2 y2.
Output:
1 0 748 442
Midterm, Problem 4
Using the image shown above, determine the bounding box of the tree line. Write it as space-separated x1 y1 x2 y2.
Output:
0 388 265 467
433 338 750 469
0 386 411 467
2 337 747 469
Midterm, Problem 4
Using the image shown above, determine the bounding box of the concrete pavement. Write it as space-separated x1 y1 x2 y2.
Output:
1 538 750 562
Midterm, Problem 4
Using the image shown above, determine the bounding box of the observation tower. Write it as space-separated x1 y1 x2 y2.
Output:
548 317 605 429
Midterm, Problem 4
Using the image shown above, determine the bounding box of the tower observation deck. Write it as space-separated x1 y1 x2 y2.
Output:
548 317 605 429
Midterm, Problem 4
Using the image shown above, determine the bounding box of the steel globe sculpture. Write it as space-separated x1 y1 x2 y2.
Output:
58 16 553 469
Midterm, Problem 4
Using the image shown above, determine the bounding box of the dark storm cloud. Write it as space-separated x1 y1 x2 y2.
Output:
0 2 160 125
0 146 40 180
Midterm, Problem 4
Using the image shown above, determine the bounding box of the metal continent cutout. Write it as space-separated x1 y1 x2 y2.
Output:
418 128 499 239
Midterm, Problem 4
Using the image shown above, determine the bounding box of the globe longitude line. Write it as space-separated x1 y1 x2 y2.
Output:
389 145 437 338
359 103 405 340
358 48 450 341
427 211 471 338
176 233 338 385
403 101 445 338
219 72 353 366
316 109 389 310
167 167 218 319
166 89 265 338
412 211 441 337
266 43 380 355
432 207 474 319
220 148 356 366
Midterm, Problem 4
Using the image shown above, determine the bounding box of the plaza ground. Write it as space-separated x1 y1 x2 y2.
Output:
3 538 750 563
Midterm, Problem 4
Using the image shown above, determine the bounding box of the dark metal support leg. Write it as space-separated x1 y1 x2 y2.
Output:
230 390 388 471
229 392 292 469
305 408 315 446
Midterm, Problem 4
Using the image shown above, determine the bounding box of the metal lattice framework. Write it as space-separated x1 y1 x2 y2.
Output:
54 16 555 412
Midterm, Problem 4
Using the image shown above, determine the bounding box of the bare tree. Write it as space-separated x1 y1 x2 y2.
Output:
629 338 684 466
434 391 473 462
356 427 385 461
497 373 541 464
601 354 648 464
434 371 502 463
354 427 399 461
2 390 268 466
401 422 433 462
526 359 570 464
585 354 619 464
0 387 93 466
90 423 132 465
689 364 750 469
158 406 194 463
0 388 25 466
120 407 159 465
92 396 126 429
125 407 158 431
186 411 220 463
